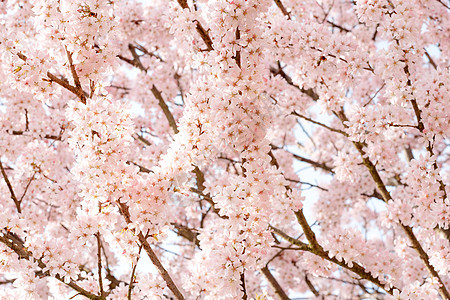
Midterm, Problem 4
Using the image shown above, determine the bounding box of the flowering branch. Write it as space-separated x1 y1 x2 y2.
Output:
335 109 450 299
0 231 103 299
117 202 185 300
270 224 395 295
176 0 214 51
269 65 320 100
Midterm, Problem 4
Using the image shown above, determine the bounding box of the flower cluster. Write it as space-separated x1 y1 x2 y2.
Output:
0 0 449 299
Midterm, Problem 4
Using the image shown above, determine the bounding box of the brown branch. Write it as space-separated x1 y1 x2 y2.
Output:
0 231 103 299
335 108 450 299
424 50 437 70
117 54 140 69
268 150 280 169
0 160 21 213
128 243 143 300
292 111 347 135
134 44 165 62
194 21 214 51
304 274 320 297
151 86 179 134
126 161 152 173
96 232 105 298
269 226 310 251
117 202 185 300
118 49 180 136
46 72 88 103
175 1 214 51
436 0 450 9
293 210 322 252
99 241 123 291
24 109 29 131
240 272 247 300
387 123 417 129
128 44 147 71
65 49 86 104
10 130 62 141
287 151 334 173
269 65 320 100
326 20 351 32
270 225 395 295
234 27 241 68
172 223 200 247
189 187 227 218
260 266 290 300
134 134 152 146
19 172 36 203
0 279 14 285
273 0 291 19
17 52 89 104
176 0 188 9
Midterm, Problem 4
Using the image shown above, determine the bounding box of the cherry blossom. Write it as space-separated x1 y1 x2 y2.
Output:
0 0 449 299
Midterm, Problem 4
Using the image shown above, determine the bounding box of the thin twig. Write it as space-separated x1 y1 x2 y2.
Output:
128 243 143 300
292 111 347 135
436 0 449 9
326 20 351 32
288 151 334 173
19 172 36 203
297 120 317 149
424 50 437 70
0 161 21 213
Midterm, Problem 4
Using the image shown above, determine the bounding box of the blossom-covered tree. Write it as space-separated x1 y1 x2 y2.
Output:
0 0 449 299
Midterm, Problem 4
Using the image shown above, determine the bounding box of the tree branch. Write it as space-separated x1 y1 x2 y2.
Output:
96 232 105 298
0 160 21 213
270 225 395 295
260 266 290 300
270 65 320 101
335 108 450 299
128 243 143 300
65 48 86 104
46 71 88 103
176 0 214 51
117 202 185 300
273 0 291 19
151 85 179 134
424 49 437 69
292 111 347 135
0 231 103 299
